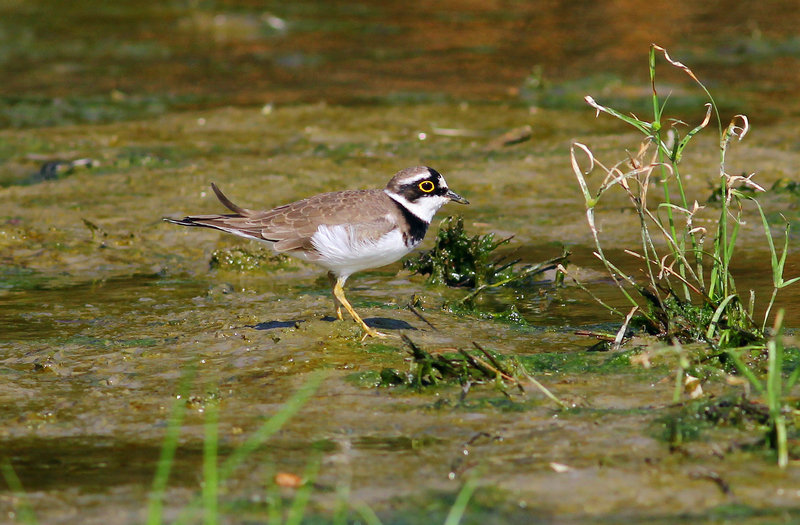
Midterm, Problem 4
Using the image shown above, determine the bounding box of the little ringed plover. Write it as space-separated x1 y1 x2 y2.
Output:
165 166 468 338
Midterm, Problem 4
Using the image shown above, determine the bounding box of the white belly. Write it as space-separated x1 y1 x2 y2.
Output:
308 225 415 278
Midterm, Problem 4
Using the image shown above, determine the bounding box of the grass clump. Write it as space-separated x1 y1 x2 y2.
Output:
569 44 798 349
725 311 800 467
655 345 800 465
399 335 525 393
570 44 800 467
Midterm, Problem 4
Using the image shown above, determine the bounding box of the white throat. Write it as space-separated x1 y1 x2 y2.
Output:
384 189 449 223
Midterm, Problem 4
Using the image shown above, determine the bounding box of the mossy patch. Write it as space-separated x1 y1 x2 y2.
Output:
209 247 291 273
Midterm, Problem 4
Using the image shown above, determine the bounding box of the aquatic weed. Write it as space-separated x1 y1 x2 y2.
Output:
405 215 568 309
404 215 515 288
394 336 566 408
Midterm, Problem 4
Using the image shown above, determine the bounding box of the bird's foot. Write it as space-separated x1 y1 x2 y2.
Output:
360 325 388 340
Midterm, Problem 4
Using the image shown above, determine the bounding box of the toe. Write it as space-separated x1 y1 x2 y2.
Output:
361 328 388 340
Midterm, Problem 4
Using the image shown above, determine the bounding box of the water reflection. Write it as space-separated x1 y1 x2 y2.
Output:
1 0 799 127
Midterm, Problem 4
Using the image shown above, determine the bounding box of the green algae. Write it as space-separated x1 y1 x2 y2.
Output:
209 246 291 273
518 348 646 375
0 265 52 291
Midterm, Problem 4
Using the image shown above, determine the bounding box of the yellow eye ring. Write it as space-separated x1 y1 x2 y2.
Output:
418 180 435 193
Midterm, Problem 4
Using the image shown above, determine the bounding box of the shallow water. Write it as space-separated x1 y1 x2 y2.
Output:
2 101 800 523
2 1 800 523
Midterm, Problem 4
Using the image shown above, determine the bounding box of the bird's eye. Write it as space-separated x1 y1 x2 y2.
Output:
418 180 435 193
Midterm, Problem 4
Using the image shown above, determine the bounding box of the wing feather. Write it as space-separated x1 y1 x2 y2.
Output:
165 185 402 255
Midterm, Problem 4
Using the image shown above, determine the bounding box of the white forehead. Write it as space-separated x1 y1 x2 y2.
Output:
395 168 447 188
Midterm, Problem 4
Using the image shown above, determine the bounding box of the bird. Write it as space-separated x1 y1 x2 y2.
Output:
164 166 469 338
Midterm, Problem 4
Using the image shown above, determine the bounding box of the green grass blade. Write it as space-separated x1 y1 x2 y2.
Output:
766 310 788 468
146 365 197 525
0 460 39 525
786 361 800 390
750 198 800 327
203 400 219 525
286 455 322 525
263 465 284 524
354 502 384 525
443 477 479 525
584 95 653 136
570 142 596 205
751 198 780 283
724 348 766 397
671 341 686 403
649 45 661 124
673 363 685 404
766 310 785 412
671 103 712 162
775 416 788 469
777 223 791 281
767 340 780 413
174 371 325 525
651 44 722 134
218 371 325 481
725 214 741 273
782 276 800 287
705 294 737 340
333 484 352 525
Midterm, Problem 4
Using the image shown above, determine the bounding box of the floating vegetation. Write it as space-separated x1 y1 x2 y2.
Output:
404 215 568 307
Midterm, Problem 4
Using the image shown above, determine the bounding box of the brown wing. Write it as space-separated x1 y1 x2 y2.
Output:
164 184 400 255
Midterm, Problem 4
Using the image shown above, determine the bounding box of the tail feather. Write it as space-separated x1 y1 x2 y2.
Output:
163 217 196 226
211 182 253 216
162 215 266 242
163 182 251 227
163 183 267 243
